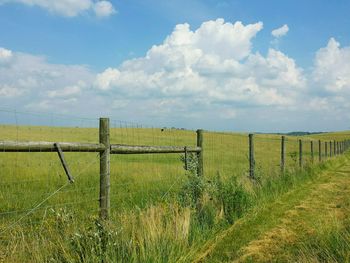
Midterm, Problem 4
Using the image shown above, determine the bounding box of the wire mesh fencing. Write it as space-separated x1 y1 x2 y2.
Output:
108 120 197 211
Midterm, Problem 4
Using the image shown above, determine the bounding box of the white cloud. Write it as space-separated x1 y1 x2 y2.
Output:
93 0 116 17
0 85 23 97
271 24 289 38
95 19 304 110
0 47 13 63
0 47 95 112
312 38 350 93
95 68 120 91
47 84 82 98
0 0 116 17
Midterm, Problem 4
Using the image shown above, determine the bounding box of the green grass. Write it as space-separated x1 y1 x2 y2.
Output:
0 124 349 262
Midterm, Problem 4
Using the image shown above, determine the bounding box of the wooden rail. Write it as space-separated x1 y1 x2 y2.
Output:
110 144 201 154
0 141 105 152
0 141 201 154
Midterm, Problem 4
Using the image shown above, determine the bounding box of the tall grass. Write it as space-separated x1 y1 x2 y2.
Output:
1 150 334 262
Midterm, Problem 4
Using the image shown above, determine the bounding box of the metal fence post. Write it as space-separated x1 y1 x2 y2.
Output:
99 117 110 220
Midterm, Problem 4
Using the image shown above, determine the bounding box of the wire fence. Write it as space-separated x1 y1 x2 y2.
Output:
0 109 349 248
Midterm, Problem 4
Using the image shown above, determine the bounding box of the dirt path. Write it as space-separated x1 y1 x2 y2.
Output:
189 157 350 262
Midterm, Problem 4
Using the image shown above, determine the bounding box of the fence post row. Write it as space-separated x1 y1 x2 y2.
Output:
249 134 255 179
196 129 204 177
299 139 303 168
99 118 110 220
281 136 285 173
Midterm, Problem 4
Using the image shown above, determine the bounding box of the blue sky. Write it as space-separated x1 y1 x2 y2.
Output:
1 0 350 132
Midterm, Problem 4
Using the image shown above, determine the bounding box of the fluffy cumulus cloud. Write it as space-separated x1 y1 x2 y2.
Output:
0 0 116 17
93 0 115 17
95 19 304 113
0 47 13 62
0 47 95 113
271 24 289 38
312 38 350 93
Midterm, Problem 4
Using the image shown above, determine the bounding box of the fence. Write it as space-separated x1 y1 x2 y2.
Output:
0 112 350 233
0 118 202 221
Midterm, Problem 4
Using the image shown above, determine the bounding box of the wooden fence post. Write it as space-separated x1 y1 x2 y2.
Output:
281 136 285 173
318 140 322 162
330 141 332 157
299 139 303 168
310 141 314 164
337 141 339 155
325 141 328 159
249 134 255 179
334 140 336 156
196 129 204 177
99 117 110 220
341 141 343 154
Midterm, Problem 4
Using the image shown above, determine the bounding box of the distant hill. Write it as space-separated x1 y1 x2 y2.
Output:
255 131 326 136
281 131 325 136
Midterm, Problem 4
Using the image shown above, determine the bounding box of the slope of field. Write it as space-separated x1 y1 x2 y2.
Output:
189 155 350 262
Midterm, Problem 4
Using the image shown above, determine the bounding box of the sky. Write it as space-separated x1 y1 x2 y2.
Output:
1 0 350 132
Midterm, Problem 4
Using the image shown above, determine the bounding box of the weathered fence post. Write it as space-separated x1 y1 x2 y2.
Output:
249 134 255 179
330 141 333 157
325 141 328 159
337 141 339 155
310 141 314 164
99 117 110 220
281 136 285 173
184 146 188 170
334 140 336 156
196 129 204 177
341 141 343 154
318 140 322 162
299 139 303 168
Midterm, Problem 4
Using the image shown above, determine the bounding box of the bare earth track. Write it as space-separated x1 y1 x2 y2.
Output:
189 156 350 262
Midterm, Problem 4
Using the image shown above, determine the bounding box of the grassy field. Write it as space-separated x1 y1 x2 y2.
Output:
0 124 349 262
